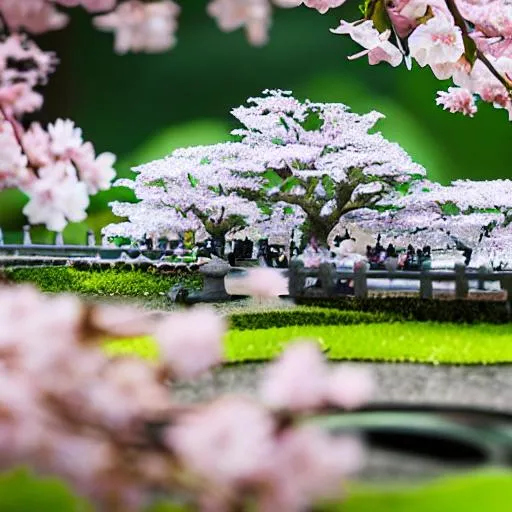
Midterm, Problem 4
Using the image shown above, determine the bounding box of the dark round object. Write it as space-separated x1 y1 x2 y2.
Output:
128 249 141 259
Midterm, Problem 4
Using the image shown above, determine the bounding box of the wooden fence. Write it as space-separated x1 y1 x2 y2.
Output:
288 260 512 302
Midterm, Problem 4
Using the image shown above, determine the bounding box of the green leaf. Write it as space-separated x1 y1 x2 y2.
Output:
372 204 402 212
271 137 285 145
422 187 431 192
363 0 391 33
187 173 199 188
200 157 211 165
300 109 324 132
259 204 273 216
417 5 435 25
279 117 290 131
463 34 478 66
394 182 411 196
283 206 295 215
440 201 461 216
145 178 167 190
263 169 284 188
281 177 302 193
321 175 336 199
108 235 132 247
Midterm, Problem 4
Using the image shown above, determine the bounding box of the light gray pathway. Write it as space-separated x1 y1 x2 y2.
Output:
174 362 512 411
173 362 512 481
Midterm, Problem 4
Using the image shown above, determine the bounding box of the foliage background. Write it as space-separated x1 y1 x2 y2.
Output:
0 1 509 242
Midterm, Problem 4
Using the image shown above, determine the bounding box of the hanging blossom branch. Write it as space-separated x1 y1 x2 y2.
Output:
0 282 371 511
0 30 116 231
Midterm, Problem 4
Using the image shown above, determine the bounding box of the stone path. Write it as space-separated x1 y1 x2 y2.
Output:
174 362 512 411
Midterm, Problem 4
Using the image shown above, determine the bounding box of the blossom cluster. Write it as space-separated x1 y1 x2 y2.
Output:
0 283 370 510
0 34 116 230
105 91 425 246
205 0 512 120
2 0 511 121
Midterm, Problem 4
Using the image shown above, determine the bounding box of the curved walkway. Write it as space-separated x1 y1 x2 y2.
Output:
174 362 512 411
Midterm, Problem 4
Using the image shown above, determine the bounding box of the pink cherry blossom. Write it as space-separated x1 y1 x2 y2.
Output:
22 167 90 231
262 427 364 510
0 122 29 190
90 304 159 337
331 21 403 67
208 0 271 46
436 87 478 116
302 0 347 14
260 341 328 411
154 306 226 379
408 15 465 67
0 284 371 509
72 142 117 194
238 267 289 298
325 365 374 409
0 0 69 34
107 92 425 247
94 0 181 54
22 122 52 168
166 397 275 488
48 119 83 157
55 0 117 12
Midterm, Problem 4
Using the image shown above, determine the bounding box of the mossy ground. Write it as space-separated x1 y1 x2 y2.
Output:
4 266 202 297
2 468 510 512
105 320 512 365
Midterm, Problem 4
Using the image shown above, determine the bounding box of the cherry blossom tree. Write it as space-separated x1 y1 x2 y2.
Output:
105 91 426 249
343 178 512 266
228 91 427 246
104 143 270 249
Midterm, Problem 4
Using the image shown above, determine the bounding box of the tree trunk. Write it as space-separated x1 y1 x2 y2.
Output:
301 217 335 249
212 234 226 258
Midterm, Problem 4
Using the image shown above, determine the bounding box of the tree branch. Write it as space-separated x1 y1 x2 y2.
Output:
444 0 512 95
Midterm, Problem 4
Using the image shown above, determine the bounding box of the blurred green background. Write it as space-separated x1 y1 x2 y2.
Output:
1 1 509 243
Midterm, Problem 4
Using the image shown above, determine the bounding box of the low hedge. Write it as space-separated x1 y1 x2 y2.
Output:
229 307 396 331
296 297 511 324
4 267 202 297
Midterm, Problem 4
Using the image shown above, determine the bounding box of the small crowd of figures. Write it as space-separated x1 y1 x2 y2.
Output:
138 233 288 268
137 229 473 269
365 235 433 271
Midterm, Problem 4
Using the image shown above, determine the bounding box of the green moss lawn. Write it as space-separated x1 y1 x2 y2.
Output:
105 320 512 365
4 266 202 297
3 468 510 512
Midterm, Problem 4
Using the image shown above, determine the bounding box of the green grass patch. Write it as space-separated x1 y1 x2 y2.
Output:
105 321 512 365
5 267 202 297
298 297 510 324
230 307 396 330
2 468 511 512
340 469 512 512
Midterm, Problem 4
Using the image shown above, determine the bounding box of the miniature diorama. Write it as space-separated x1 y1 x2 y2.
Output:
0 2 511 512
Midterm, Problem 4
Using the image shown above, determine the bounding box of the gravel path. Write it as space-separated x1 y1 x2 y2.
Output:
174 362 512 411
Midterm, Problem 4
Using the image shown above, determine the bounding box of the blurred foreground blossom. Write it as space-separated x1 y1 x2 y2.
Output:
154 306 227 379
237 267 289 299
94 0 181 54
261 341 374 411
0 284 370 510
